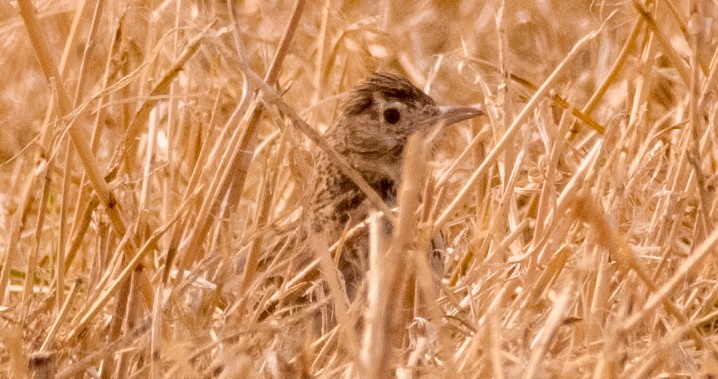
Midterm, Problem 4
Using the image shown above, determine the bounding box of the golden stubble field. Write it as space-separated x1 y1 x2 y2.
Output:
1 0 718 377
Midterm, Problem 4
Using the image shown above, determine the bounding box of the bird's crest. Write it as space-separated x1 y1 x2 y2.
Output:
342 72 436 116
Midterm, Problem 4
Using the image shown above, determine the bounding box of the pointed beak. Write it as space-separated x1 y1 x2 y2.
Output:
420 105 484 130
437 105 484 126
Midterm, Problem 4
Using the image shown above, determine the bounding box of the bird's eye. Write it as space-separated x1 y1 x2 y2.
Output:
382 108 401 124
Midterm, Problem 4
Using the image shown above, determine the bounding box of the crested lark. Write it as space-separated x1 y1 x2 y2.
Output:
301 72 482 300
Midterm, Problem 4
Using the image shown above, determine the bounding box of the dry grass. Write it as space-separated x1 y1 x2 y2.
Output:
1 0 718 377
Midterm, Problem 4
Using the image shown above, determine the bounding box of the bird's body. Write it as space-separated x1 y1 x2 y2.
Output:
305 73 448 298
255 73 481 304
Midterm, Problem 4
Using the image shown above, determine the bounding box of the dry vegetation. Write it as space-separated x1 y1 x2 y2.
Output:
1 0 718 377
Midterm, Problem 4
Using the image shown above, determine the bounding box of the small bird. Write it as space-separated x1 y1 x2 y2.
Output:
301 72 482 300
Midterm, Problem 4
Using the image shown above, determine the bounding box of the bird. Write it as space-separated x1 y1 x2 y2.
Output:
244 72 482 313
301 72 482 300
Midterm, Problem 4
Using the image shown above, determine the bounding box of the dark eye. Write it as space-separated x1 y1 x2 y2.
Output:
382 108 401 124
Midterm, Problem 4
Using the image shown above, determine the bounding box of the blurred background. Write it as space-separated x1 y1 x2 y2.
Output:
1 0 717 377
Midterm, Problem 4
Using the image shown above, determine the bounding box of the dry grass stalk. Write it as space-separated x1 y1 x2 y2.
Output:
2 1 718 377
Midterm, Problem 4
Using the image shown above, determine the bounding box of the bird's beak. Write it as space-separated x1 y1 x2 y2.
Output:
419 105 483 130
437 105 484 126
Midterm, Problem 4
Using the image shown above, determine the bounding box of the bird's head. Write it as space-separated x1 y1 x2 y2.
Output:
327 72 482 175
